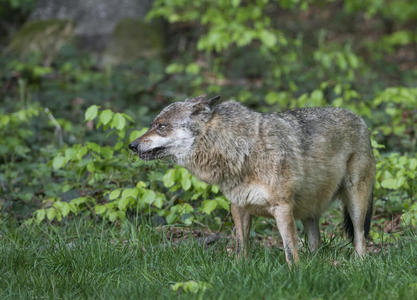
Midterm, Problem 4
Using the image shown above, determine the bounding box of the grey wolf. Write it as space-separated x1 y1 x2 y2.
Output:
129 95 375 265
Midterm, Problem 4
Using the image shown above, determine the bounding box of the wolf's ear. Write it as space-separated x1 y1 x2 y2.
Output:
186 95 221 107
185 94 206 103
204 95 221 108
190 95 221 119
187 95 221 107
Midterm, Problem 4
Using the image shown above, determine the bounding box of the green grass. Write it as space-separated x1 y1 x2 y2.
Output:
0 220 416 299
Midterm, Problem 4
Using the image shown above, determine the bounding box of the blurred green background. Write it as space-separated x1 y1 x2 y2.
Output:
0 0 416 236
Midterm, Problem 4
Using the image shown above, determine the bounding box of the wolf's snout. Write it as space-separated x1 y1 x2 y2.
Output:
128 141 139 153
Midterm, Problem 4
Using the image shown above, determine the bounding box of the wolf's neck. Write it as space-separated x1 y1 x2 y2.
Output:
184 116 249 185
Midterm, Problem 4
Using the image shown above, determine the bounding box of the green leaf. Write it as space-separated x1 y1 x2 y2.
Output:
69 203 78 213
76 146 88 160
409 158 417 170
122 113 134 122
201 200 217 215
136 181 147 189
311 90 323 102
87 162 95 172
65 148 77 161
153 194 164 208
265 91 279 105
381 178 402 189
259 30 277 48
114 141 123 150
95 205 106 215
85 105 98 121
46 208 56 221
166 63 184 74
109 189 121 200
166 212 177 224
163 169 176 188
183 216 194 225
232 0 240 7
142 189 156 204
35 209 46 224
71 197 88 206
121 188 138 200
185 63 200 74
211 185 220 193
117 211 126 220
191 192 202 201
180 203 194 214
129 128 148 141
52 155 66 170
61 202 70 217
215 197 230 211
118 197 131 210
54 201 70 217
99 109 113 125
108 211 118 222
336 53 347 70
191 177 208 191
371 139 385 149
171 281 210 294
101 147 113 159
112 113 126 130
180 169 192 191
86 142 101 153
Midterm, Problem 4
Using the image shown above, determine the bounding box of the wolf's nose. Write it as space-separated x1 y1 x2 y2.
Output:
129 141 139 153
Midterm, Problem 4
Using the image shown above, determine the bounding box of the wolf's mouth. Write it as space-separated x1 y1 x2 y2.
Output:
138 147 167 160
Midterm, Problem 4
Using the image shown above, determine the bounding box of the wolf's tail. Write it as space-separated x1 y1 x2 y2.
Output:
343 190 373 241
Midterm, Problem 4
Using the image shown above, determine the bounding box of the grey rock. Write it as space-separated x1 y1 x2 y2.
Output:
30 0 153 36
24 0 164 62
6 20 74 64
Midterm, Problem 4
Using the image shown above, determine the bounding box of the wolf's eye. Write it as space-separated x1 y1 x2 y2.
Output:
156 124 168 135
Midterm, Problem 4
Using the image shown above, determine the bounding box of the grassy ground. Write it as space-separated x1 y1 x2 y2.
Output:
0 219 416 299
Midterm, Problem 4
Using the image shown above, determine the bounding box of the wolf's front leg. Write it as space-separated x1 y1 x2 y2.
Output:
231 203 251 258
270 204 300 266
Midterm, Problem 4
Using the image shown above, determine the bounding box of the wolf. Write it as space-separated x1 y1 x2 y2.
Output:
129 95 375 265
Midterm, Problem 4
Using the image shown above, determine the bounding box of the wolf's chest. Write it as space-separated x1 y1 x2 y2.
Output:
191 169 219 185
223 183 271 207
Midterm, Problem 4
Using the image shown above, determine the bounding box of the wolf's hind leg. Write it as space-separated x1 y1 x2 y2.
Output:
271 204 300 266
302 218 321 251
344 184 372 257
343 155 374 257
231 204 251 258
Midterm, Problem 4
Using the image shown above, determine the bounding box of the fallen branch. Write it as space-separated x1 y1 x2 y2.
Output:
44 108 63 146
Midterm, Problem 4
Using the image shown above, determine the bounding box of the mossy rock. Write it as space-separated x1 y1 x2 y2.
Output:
6 20 74 65
103 18 165 65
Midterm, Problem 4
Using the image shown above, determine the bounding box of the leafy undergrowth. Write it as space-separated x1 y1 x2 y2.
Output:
1 220 416 299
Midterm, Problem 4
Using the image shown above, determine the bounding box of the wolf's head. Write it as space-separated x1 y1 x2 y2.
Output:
129 95 221 162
